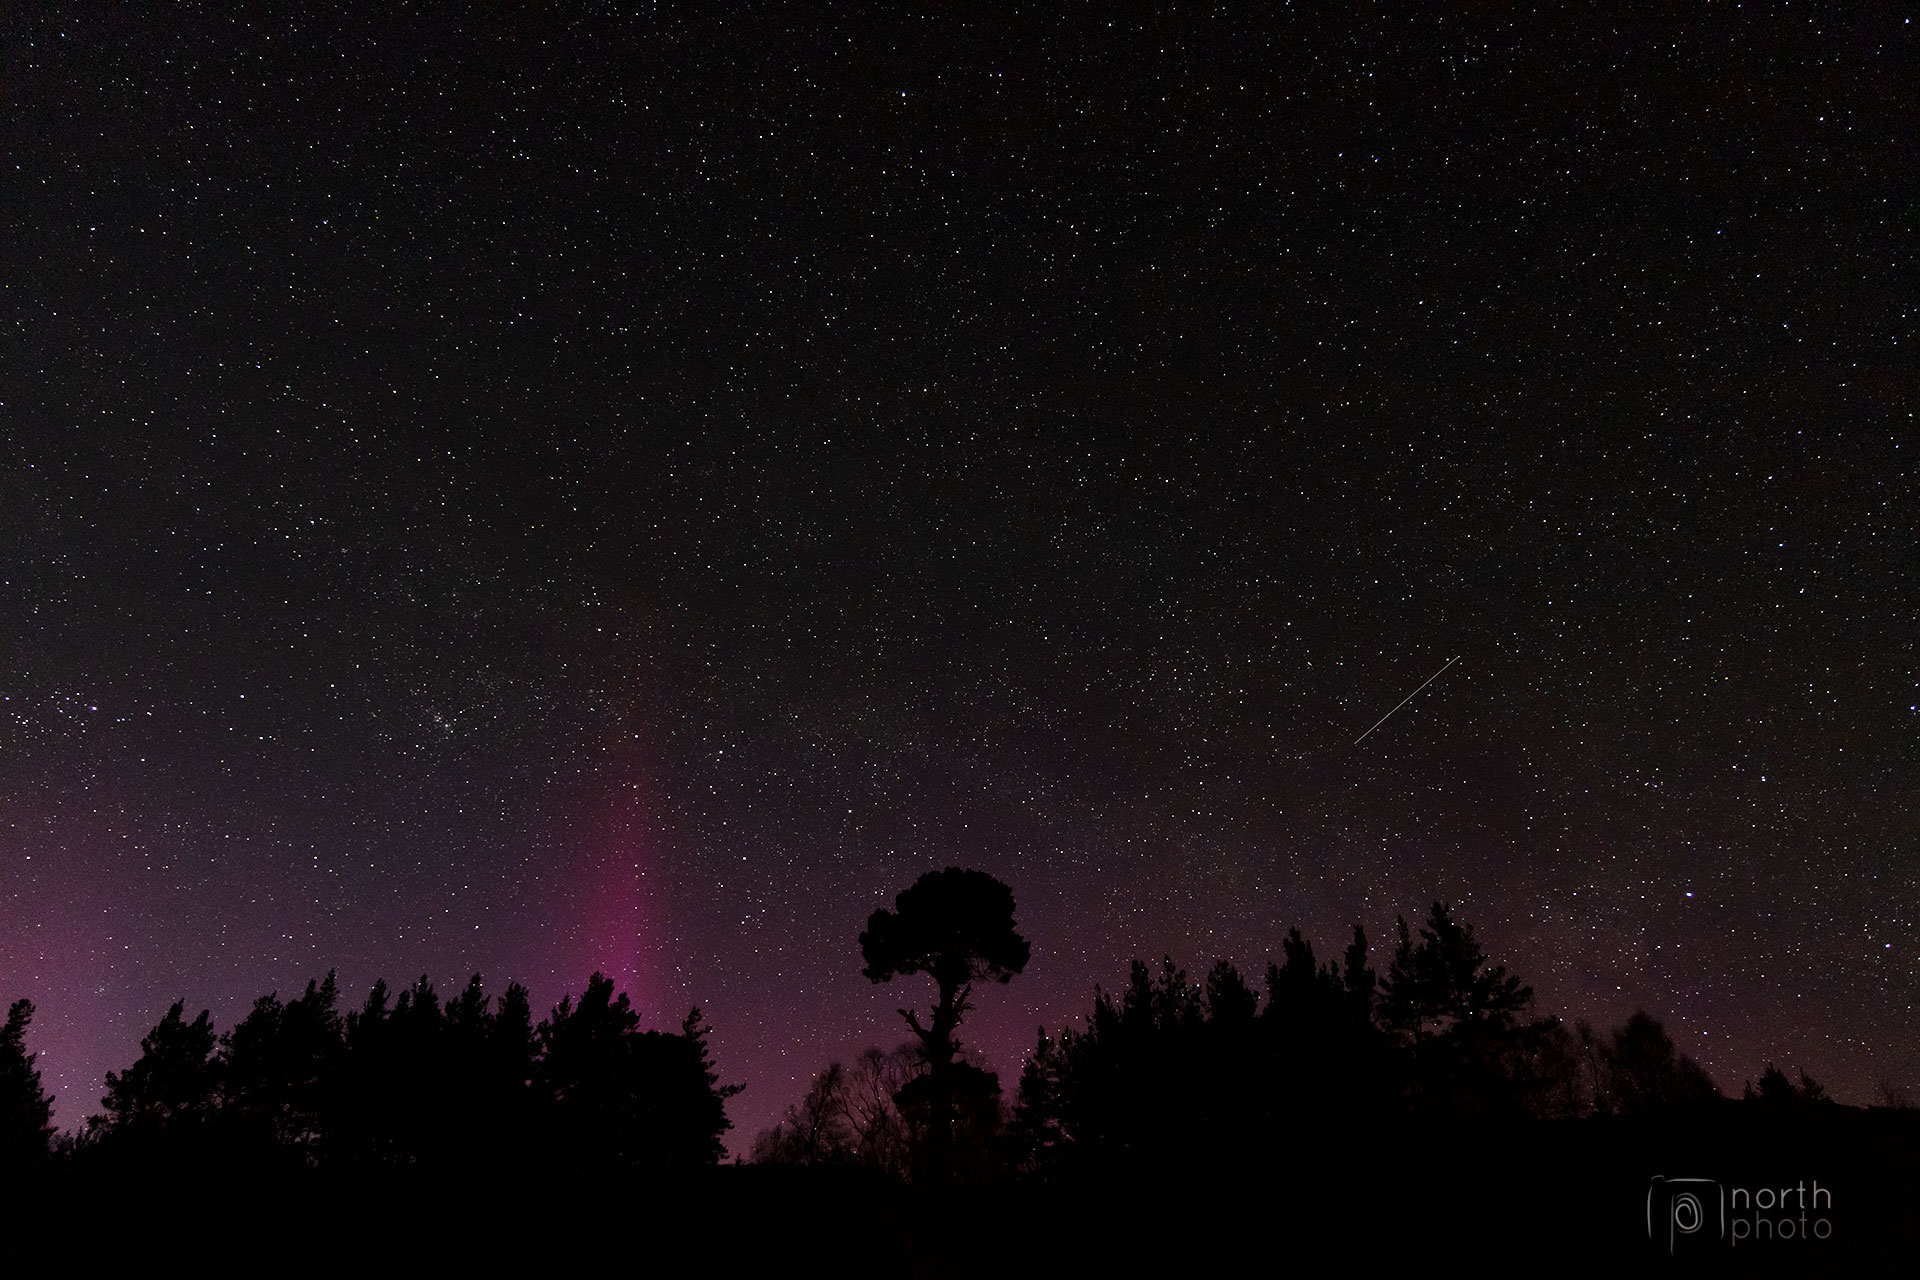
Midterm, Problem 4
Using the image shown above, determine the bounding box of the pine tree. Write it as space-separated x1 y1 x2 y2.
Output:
0 1000 54 1167
1380 902 1531 1039
1007 1028 1064 1174
677 1006 742 1165
1604 1011 1719 1113
97 1001 220 1135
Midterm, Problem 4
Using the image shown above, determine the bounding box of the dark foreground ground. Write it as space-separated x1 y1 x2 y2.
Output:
3 1105 1913 1277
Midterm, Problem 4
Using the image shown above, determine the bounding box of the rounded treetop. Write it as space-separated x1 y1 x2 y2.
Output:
860 867 1030 991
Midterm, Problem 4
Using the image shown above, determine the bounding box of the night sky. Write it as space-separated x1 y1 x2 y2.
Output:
5 6 1915 1152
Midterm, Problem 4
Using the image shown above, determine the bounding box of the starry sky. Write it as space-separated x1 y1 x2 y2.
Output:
4 5 1915 1151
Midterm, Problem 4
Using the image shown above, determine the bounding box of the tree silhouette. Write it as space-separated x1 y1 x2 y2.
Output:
219 973 344 1158
842 1044 920 1176
645 1007 740 1168
893 1058 1004 1184
860 867 1027 1183
753 1043 921 1175
755 1062 854 1166
1007 1029 1065 1176
1380 902 1531 1039
1474 1014 1584 1121
1342 925 1378 1022
336 977 399 1163
1573 1019 1608 1113
96 1001 220 1138
1602 1010 1719 1113
392 974 447 1144
73 967 736 1186
1746 1063 1828 1106
860 868 1029 1073
334 974 451 1165
0 1000 54 1168
1011 910 1586 1176
1266 926 1334 1021
537 973 643 1166
486 980 541 1163
536 974 738 1170
1063 958 1215 1165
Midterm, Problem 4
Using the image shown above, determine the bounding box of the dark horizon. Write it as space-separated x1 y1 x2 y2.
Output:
6 883 1912 1272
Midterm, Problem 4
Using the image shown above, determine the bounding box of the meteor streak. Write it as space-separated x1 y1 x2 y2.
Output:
1353 655 1461 745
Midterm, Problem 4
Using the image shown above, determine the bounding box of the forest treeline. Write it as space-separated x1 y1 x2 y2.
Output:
0 972 737 1179
4 872 1913 1279
754 901 1848 1183
3 882 1912 1273
0 889 1882 1195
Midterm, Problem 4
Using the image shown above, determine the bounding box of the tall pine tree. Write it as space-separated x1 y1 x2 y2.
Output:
0 1000 54 1167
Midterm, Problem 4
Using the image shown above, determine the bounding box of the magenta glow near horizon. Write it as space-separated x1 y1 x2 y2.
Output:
569 753 668 1026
